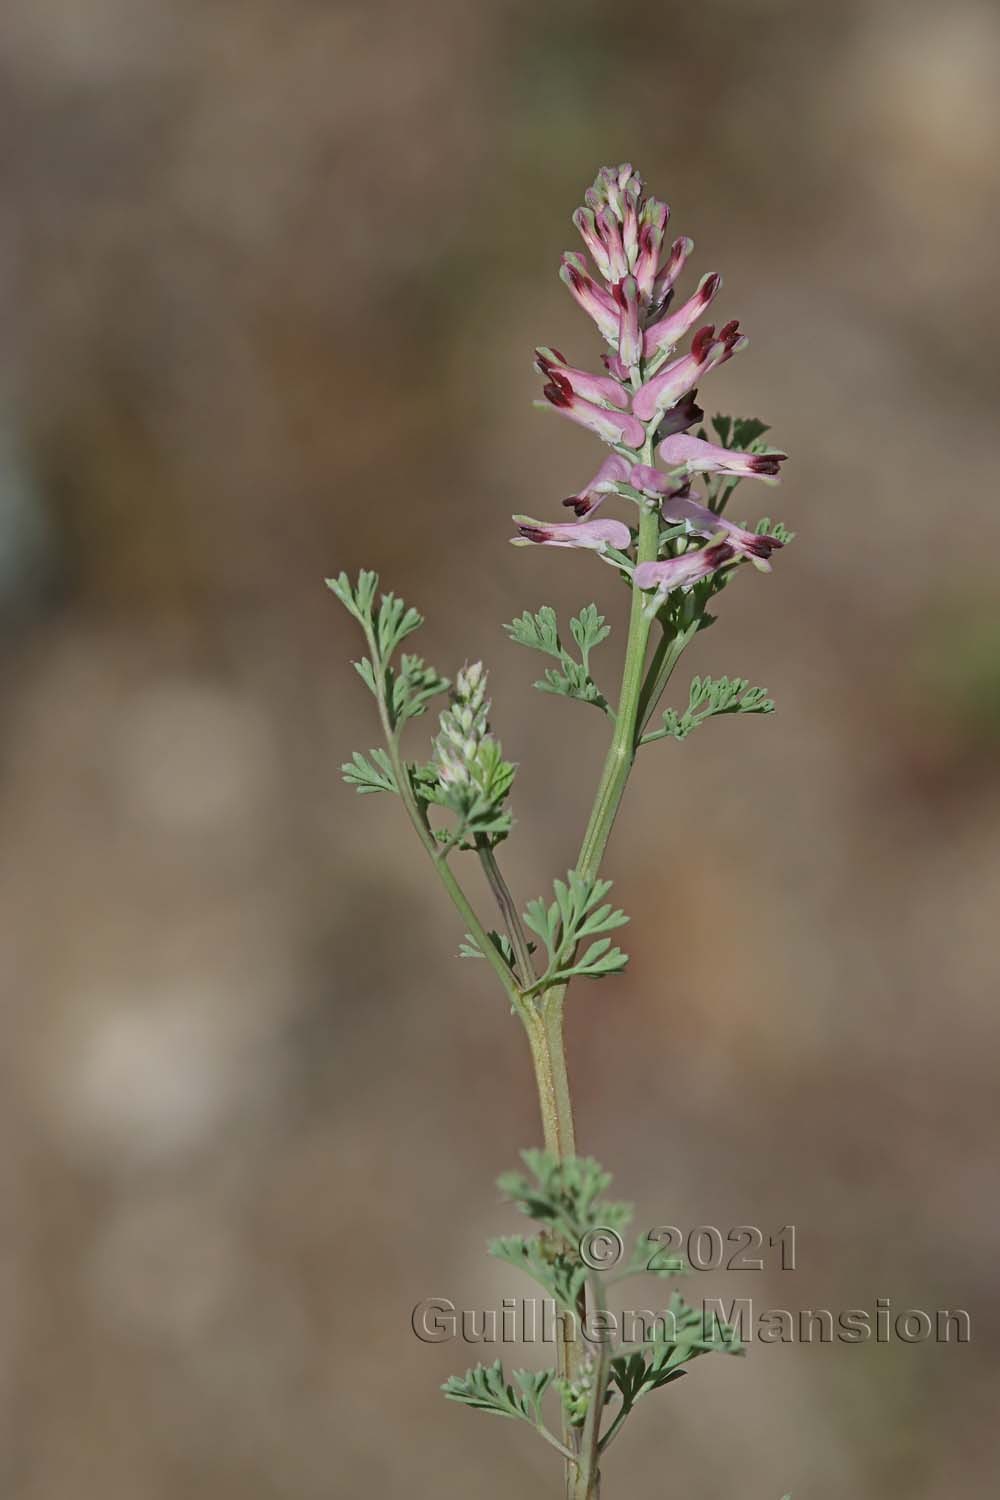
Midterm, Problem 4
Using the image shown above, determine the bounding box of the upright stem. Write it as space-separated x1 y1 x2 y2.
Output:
525 491 661 1499
577 502 661 879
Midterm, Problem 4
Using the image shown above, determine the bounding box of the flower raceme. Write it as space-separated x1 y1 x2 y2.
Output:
519 163 789 603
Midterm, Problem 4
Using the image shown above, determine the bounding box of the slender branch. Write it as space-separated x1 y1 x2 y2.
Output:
364 626 526 1015
475 835 536 987
597 1402 630 1456
636 619 697 737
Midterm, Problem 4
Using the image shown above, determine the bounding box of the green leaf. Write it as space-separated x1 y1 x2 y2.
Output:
325 569 379 627
498 1151 632 1244
459 930 534 969
522 871 629 995
376 592 423 660
645 674 775 744
504 605 563 658
710 414 770 450
442 1359 556 1426
569 604 611 667
489 1233 588 1309
505 606 613 717
756 517 795 545
389 654 449 725
600 1289 743 1448
341 748 398 795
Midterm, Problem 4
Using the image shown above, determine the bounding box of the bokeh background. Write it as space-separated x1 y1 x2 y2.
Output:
2 1 999 1496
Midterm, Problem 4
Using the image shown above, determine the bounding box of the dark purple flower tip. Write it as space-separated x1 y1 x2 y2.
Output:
562 495 594 516
516 524 551 544
745 533 784 559
700 272 722 303
748 453 788 476
543 377 572 409
691 325 717 361
703 541 737 568
718 319 743 350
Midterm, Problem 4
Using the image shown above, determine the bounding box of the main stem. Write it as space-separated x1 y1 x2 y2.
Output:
526 496 661 1499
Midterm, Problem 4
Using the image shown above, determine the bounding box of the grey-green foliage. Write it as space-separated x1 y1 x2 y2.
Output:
710 414 770 450
522 871 629 994
607 1290 742 1439
499 1150 633 1248
445 1154 742 1450
756 517 795 545
328 573 516 842
647 674 774 744
327 571 449 755
340 747 397 795
442 1361 556 1425
505 604 613 715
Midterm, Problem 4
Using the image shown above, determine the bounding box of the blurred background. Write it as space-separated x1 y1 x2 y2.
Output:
1 0 998 1495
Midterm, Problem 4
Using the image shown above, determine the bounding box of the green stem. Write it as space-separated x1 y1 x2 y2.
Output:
636 619 696 737
576 502 661 881
475 836 536 988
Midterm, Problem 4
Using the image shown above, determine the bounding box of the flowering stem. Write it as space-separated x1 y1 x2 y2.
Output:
577 498 661 880
525 480 662 1499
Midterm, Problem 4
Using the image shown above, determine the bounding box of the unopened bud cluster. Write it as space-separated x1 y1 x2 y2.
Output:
558 1350 598 1426
433 662 491 793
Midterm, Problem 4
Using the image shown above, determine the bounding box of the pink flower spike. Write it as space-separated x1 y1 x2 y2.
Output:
634 541 737 596
632 325 730 422
658 433 788 483
562 454 632 517
644 273 722 359
659 492 784 570
612 277 642 371
651 236 695 309
541 378 646 449
534 348 630 410
559 253 619 342
512 515 632 552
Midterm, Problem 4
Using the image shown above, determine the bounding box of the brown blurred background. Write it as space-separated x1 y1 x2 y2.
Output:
2 1 999 1496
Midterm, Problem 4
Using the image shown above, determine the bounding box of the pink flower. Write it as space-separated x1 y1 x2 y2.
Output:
634 199 669 301
627 463 684 498
644 273 722 359
633 541 736 596
660 492 784 570
612 276 642 371
541 371 645 449
561 454 632 517
632 323 748 422
651 236 695 311
571 207 613 283
559 253 619 342
512 515 632 552
659 433 788 483
534 348 629 410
